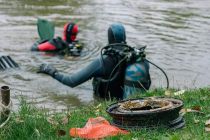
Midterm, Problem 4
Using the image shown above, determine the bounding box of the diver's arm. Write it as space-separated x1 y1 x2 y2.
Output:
53 56 115 87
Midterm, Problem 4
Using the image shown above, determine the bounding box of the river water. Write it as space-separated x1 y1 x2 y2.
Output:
0 0 209 111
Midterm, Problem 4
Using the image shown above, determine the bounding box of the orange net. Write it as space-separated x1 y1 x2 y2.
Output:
70 117 129 139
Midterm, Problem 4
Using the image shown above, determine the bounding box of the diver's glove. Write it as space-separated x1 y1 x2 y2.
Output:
38 64 58 77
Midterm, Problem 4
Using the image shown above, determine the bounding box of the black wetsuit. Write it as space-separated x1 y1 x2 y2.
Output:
53 54 124 98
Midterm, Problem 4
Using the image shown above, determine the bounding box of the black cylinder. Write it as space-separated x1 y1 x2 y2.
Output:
1 86 10 122
1 86 10 106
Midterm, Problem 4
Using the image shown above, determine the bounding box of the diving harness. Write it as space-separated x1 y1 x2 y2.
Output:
99 43 169 98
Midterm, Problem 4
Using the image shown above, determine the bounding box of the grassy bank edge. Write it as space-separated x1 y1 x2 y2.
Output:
0 88 210 140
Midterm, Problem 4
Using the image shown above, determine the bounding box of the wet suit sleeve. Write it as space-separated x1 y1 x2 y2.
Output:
53 56 116 87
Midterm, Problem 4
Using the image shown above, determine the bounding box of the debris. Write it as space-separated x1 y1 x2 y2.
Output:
205 119 210 132
70 117 128 139
164 90 185 96
96 103 102 109
15 117 24 123
47 116 59 126
205 127 210 132
174 90 185 96
180 108 204 115
57 129 66 136
192 106 201 111
107 97 184 130
164 90 173 96
118 98 172 111
61 115 69 125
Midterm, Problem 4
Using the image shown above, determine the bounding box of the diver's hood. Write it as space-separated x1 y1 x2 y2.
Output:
108 23 126 44
63 22 78 43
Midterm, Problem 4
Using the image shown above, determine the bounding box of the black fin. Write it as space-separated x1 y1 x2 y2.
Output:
0 57 8 69
2 56 15 68
0 55 19 70
6 56 19 68
0 61 5 70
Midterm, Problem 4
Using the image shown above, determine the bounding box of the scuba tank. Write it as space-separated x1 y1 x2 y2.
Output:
122 46 151 98
93 43 150 99
123 58 151 98
123 46 169 98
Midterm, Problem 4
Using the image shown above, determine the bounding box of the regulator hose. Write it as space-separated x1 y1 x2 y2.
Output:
145 59 169 89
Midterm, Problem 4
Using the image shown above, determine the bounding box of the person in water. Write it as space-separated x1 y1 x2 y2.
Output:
31 22 83 56
38 23 151 99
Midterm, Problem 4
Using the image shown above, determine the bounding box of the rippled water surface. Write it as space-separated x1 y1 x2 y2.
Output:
0 0 209 111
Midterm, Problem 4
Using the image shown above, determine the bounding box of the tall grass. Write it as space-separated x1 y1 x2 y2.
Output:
0 88 210 140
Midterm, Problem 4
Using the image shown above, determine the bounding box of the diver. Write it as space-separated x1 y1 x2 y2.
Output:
38 23 151 99
31 22 83 56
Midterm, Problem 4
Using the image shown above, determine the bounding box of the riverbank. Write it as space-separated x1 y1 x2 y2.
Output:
0 88 210 139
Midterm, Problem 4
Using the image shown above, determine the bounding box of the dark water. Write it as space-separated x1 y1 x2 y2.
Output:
0 0 210 111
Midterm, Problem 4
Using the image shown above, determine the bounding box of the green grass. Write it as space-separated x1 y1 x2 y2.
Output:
0 88 210 140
